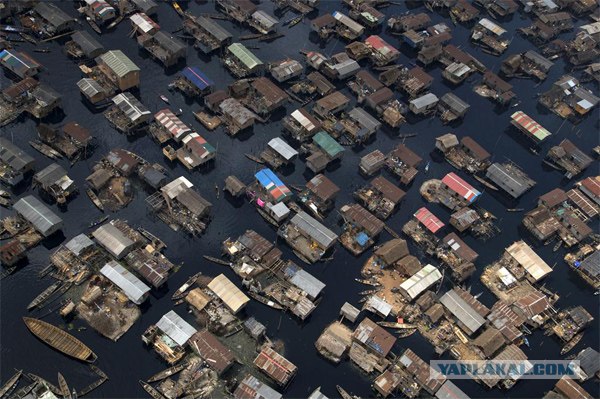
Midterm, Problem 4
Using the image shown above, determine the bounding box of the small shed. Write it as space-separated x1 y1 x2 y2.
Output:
409 93 439 114
243 317 266 340
77 78 107 104
70 30 105 58
359 150 385 175
224 175 246 197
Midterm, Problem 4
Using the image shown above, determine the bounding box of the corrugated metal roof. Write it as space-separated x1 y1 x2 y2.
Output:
485 163 535 198
290 211 338 248
439 289 486 334
251 10 278 28
365 35 398 57
154 108 191 140
182 133 215 159
410 93 439 109
271 60 303 81
523 50 554 71
71 30 105 57
0 137 35 172
207 274 249 314
234 374 282 399
443 233 478 262
313 131 344 158
331 58 360 77
219 98 256 125
267 138 298 161
131 0 158 14
13 195 63 237
306 174 340 202
65 234 95 256
505 241 552 282
97 50 140 78
341 203 384 236
332 11 365 34
161 176 193 199
156 310 197 346
511 111 551 141
442 172 480 202
364 295 392 317
129 12 159 34
348 107 381 133
478 18 506 35
77 78 104 98
353 317 396 356
291 109 318 131
92 223 135 259
440 92 470 114
399 264 442 300
576 250 599 278
254 346 297 385
284 263 326 299
34 2 74 28
31 84 61 105
0 49 40 77
176 187 212 216
371 176 405 204
181 66 213 90
435 380 470 399
34 163 67 186
192 16 232 42
414 207 445 233
112 92 151 123
227 43 263 70
100 260 150 305
255 168 292 203
152 31 186 54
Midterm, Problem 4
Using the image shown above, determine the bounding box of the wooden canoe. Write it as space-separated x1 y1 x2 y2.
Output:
336 385 359 399
27 281 62 310
23 317 97 363
0 369 21 397
561 332 583 355
58 372 71 399
139 380 166 399
248 292 284 310
90 364 108 380
376 321 417 329
171 272 202 300
147 360 188 383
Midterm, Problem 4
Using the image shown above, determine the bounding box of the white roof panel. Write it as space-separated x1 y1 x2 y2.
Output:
100 260 150 304
156 310 197 346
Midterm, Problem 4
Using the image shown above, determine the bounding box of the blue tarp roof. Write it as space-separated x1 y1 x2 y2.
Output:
356 232 369 246
181 67 214 90
255 168 284 188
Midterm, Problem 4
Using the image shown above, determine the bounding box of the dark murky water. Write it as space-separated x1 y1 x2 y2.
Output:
1 1 598 398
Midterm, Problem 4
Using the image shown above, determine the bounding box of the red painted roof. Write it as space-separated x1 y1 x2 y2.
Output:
365 35 399 56
580 177 600 199
414 207 445 234
441 172 480 202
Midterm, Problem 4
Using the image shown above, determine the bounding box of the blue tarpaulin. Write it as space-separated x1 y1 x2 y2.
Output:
181 67 213 90
355 232 369 246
